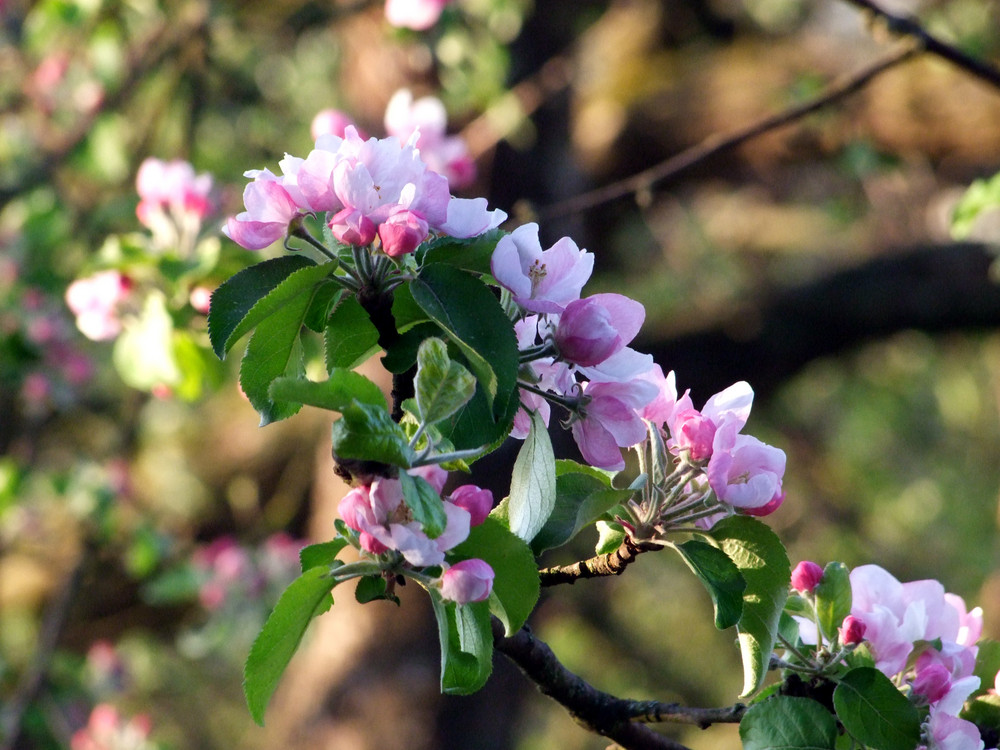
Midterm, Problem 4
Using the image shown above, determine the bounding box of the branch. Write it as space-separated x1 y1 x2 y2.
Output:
493 620 746 750
539 536 660 587
841 0 1000 90
536 43 919 222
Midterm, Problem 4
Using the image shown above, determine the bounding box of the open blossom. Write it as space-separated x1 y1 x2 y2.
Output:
385 0 451 30
552 293 645 367
438 559 494 604
706 421 785 512
491 223 593 313
666 381 754 462
65 270 132 341
571 377 659 470
384 89 475 189
223 170 302 250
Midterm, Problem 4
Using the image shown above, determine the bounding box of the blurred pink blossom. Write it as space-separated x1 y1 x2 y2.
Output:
384 0 451 30
384 89 476 189
65 270 132 341
71 704 154 750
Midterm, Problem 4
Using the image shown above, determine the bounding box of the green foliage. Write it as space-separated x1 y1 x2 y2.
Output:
505 410 557 543
299 539 349 572
531 470 632 554
324 294 380 370
813 561 852 643
398 471 447 539
675 540 746 630
951 170 1000 238
330 401 416 468
268 369 387 414
832 667 921 750
413 337 477 426
417 229 507 275
430 595 494 695
739 695 837 750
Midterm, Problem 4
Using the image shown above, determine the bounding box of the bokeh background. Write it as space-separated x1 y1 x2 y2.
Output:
2 0 1000 748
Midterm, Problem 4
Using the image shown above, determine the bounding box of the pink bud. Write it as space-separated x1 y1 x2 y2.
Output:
913 660 952 704
791 560 824 593
553 294 644 367
439 559 494 604
329 207 377 247
839 615 867 645
671 408 716 461
449 485 492 526
338 486 372 532
378 208 429 257
359 531 389 555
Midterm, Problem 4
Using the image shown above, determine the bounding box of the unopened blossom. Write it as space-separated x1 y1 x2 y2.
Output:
223 170 302 250
65 270 132 341
838 615 867 645
491 223 593 314
706 421 785 512
914 660 955 705
378 207 430 257
791 560 824 593
189 286 212 314
571 377 659 471
384 89 476 189
449 485 492 526
385 0 451 30
552 293 645 367
438 558 494 604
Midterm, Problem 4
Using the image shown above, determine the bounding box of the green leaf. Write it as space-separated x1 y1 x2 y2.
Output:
409 264 518 411
304 282 342 333
595 520 626 555
506 410 557 543
973 640 1000 699
675 539 746 630
554 459 618 484
962 692 1000 735
355 574 398 604
430 595 493 695
712 516 791 697
740 695 837 750
299 539 349 572
244 566 336 725
330 401 416 468
240 310 306 426
398 471 447 539
451 516 540 635
324 294 380 370
814 561 852 643
390 281 430 333
832 667 921 750
414 337 476 425
438 375 520 452
416 228 506 275
531 471 633 554
381 322 440 374
269 369 387 414
951 170 1000 239
208 255 317 359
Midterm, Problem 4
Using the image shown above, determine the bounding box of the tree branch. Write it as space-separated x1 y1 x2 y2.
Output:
536 43 919 222
493 620 746 750
539 536 659 587
841 0 1000 90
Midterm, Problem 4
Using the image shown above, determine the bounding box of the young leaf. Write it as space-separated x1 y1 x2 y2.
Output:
416 228 506 275
330 401 416 468
739 695 837 750
832 667 921 750
324 294 380 370
409 264 518 411
814 561 852 643
531 471 633 554
209 255 317 358
438 376 520 452
240 310 306 426
430 595 494 695
451 516 540 635
712 516 791 697
414 337 476 426
554 459 618 484
355 574 398 604
399 471 447 539
269 369 387 414
506 410 557 543
675 539 746 630
244 566 337 725
595 520 626 555
299 539 349 572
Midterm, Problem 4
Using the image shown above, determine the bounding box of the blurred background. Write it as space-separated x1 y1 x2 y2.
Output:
2 0 1000 748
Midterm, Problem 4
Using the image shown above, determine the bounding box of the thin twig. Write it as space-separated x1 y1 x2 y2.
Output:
539 536 660 586
842 0 1000 90
536 43 920 222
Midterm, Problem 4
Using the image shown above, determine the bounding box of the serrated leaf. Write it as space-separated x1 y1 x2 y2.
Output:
814 561 852 643
416 228 506 275
390 281 430 333
244 566 336 725
355 574 397 604
240 310 306 426
330 401 416 468
833 667 921 750
299 539 349 572
451 516 540 635
712 516 791 697
506 410 556 543
409 264 518 411
324 294 380 370
430 595 493 695
414 337 476 425
595 520 626 555
304 282 342 333
739 695 837 750
381 322 440 374
438 375 520 452
676 540 746 630
269 369 387 414
531 472 633 554
554 459 618 484
208 255 317 359
399 471 447 539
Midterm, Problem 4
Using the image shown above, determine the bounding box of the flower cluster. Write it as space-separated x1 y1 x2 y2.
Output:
791 561 988 750
224 125 501 255
338 466 495 604
192 533 302 612
70 704 157 750
135 158 215 254
65 270 133 342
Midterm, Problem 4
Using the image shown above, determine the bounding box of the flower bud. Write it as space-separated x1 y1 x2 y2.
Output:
912 660 952 704
790 560 824 593
438 559 494 604
449 485 492 526
838 615 867 645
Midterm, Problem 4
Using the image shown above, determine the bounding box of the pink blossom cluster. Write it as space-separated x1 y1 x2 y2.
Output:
224 126 503 254
192 533 302 612
384 0 452 30
135 158 214 228
71 704 156 750
337 466 495 604
795 562 987 750
65 270 133 342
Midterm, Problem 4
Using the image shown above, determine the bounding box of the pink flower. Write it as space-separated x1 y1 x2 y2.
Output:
65 270 132 341
439 559 494 604
553 293 645 367
491 223 593 313
839 615 867 645
71 704 153 750
135 157 214 225
571 378 659 470
311 108 358 141
440 197 506 237
706 422 785 511
791 560 824 593
223 171 302 250
925 708 985 750
666 381 754 462
449 485 492 526
378 207 430 257
914 659 955 705
384 89 476 189
385 0 451 30
189 286 213 314
638 366 679 425
408 464 449 494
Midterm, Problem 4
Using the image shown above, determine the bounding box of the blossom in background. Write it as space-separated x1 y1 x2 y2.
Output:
70 704 156 750
384 89 476 189
311 108 360 141
65 270 132 341
135 158 214 226
384 0 451 30
192 533 302 612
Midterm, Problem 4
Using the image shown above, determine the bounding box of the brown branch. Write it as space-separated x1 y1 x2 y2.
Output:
539 536 660 587
493 620 747 750
841 0 1000 90
536 43 920 222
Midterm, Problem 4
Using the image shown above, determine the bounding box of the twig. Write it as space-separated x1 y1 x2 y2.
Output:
493 620 747 750
841 0 1000 90
536 43 920 222
539 537 660 587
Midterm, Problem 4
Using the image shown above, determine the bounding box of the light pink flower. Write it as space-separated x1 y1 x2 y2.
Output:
925 708 985 750
706 422 785 511
637 366 679 425
571 378 659 470
223 170 302 250
408 464 449 494
449 485 492 526
385 0 451 30
71 704 154 750
439 559 494 604
135 157 214 225
491 223 593 314
65 270 132 341
311 109 358 141
384 89 476 189
791 560 824 593
666 381 754 461
553 293 645 367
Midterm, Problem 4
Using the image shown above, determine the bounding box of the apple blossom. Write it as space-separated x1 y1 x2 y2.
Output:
311 108 358 140
223 170 302 250
491 223 593 313
706 421 785 512
790 560 824 593
838 615 867 645
571 378 659 471
135 157 214 226
384 0 451 30
384 89 476 189
552 293 645 367
438 559 494 604
65 270 132 341
448 485 492 526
